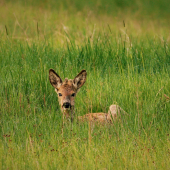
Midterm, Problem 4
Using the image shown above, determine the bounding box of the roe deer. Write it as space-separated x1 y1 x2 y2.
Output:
49 69 87 121
49 69 126 124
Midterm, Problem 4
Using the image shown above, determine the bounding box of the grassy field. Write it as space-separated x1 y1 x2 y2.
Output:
0 0 170 169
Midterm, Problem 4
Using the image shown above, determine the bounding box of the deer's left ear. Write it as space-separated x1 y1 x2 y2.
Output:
73 70 87 89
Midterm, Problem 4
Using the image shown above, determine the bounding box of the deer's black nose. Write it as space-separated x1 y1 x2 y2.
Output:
63 102 71 108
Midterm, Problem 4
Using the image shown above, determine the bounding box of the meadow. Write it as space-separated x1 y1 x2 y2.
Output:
0 0 170 169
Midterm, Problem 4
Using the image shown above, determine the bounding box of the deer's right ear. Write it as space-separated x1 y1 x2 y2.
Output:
49 69 62 89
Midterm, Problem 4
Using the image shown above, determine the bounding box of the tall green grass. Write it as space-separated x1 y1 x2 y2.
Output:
1 0 170 169
1 34 170 169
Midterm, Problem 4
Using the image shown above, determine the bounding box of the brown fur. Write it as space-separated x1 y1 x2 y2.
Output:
78 105 127 123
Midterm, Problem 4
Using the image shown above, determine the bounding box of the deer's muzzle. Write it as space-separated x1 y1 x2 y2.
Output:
63 102 71 109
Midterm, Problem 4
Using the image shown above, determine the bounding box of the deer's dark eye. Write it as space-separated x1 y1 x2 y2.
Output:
71 93 75 97
58 93 62 96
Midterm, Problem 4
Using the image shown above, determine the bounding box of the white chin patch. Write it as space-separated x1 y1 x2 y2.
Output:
63 107 71 111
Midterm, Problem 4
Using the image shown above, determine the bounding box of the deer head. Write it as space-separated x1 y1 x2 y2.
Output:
49 69 87 120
